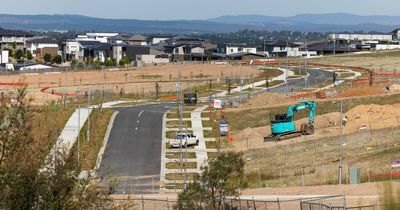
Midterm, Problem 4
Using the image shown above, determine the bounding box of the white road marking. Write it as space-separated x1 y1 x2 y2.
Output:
137 120 140 123
138 110 144 117
135 127 138 131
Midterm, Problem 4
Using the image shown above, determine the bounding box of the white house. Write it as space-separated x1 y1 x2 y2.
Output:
64 39 81 60
0 27 33 50
226 44 257 55
26 37 59 58
0 50 9 64
76 33 119 43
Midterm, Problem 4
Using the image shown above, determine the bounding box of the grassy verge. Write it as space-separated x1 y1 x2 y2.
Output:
166 120 192 128
165 173 197 180
166 112 191 119
206 141 217 149
166 162 197 169
70 109 115 170
164 183 186 190
166 152 196 159
225 93 400 131
256 80 284 88
208 152 218 159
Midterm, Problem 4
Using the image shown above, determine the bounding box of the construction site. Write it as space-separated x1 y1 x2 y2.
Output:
2 50 400 209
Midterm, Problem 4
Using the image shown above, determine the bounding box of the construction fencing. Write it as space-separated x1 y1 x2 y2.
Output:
113 196 348 210
300 195 377 210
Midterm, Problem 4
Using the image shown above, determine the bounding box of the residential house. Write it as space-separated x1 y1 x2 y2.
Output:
393 29 400 40
308 42 359 55
125 45 150 61
0 27 33 50
149 35 172 45
0 50 9 64
26 37 59 59
76 32 119 43
108 34 148 46
78 41 112 62
226 44 257 55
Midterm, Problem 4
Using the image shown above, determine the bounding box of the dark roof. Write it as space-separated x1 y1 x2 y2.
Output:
128 34 147 41
27 37 58 44
227 52 265 58
266 40 299 47
0 27 32 37
78 41 103 49
308 43 359 53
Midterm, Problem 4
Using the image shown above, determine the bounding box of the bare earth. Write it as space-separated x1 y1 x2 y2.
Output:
0 64 259 104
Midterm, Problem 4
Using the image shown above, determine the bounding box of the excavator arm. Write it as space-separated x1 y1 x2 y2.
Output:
286 101 316 125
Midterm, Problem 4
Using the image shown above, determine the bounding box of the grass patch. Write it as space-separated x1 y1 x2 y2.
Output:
137 74 163 79
166 152 196 159
165 173 197 180
203 130 217 138
202 120 216 128
166 120 192 128
256 80 284 88
206 141 217 149
338 72 356 79
257 68 283 79
164 183 186 190
166 162 197 169
70 109 115 170
208 152 218 159
166 112 191 119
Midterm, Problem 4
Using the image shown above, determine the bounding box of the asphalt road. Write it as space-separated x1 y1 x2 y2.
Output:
98 103 173 194
268 68 334 93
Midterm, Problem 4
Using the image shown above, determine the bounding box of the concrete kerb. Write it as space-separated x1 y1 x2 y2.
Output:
160 110 168 184
92 110 119 177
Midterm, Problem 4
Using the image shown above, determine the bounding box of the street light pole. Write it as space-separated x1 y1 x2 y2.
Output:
338 99 343 185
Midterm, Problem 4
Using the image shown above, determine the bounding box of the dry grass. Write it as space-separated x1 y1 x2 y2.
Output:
31 104 76 158
166 120 192 128
165 173 197 180
166 162 197 169
166 112 191 119
166 152 196 159
70 109 115 170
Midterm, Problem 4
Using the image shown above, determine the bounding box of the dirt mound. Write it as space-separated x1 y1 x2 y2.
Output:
241 92 295 108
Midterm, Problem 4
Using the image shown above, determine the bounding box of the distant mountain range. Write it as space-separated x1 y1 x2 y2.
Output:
1 13 400 34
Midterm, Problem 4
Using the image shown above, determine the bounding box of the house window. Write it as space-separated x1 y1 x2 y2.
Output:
238 47 243 52
230 49 234 53
175 48 179 54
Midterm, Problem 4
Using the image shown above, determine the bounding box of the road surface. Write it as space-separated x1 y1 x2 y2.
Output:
98 103 173 194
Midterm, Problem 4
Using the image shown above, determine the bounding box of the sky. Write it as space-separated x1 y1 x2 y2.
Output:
1 0 400 20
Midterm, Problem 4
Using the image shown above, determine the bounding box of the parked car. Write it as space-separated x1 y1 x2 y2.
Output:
169 133 199 148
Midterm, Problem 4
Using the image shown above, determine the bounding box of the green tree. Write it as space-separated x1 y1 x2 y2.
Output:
104 58 114 67
11 42 16 50
26 50 33 60
0 88 122 209
175 152 247 209
52 55 62 64
15 49 24 60
43 53 52 63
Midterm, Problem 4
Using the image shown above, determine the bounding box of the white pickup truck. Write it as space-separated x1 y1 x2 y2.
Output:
169 133 199 148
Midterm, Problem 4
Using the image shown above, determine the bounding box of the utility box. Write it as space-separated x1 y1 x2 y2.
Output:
349 168 361 184
184 93 197 104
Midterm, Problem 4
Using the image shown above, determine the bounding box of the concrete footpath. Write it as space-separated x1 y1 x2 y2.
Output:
212 68 294 97
41 100 129 172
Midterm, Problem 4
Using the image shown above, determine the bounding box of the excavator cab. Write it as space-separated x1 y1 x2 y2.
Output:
270 114 297 135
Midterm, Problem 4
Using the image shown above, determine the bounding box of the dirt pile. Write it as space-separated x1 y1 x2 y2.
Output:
228 103 400 152
241 92 295 108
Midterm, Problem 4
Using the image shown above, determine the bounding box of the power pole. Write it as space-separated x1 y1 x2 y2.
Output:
77 105 81 166
338 99 343 185
86 90 91 142
176 63 184 176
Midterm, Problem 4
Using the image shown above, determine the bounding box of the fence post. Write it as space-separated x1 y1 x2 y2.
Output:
141 195 145 210
252 197 256 210
230 199 233 210
264 201 268 210
277 198 281 210
247 199 250 209
239 198 242 210
167 197 169 210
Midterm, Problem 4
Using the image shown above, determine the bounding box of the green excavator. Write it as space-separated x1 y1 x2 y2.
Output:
264 100 316 141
